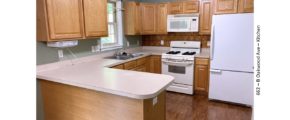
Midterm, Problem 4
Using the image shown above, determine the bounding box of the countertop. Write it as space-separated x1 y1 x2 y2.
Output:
195 48 210 58
37 50 173 100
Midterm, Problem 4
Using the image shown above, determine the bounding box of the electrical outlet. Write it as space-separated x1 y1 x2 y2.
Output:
207 41 211 47
153 97 158 106
127 41 130 47
160 40 164 45
95 45 100 52
91 46 96 53
58 50 64 58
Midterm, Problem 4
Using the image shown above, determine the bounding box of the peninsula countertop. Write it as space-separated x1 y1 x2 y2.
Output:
37 52 174 100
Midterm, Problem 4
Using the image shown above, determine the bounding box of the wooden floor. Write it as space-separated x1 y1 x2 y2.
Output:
166 92 252 120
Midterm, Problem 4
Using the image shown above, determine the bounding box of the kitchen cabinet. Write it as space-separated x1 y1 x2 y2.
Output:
169 1 199 14
140 3 157 35
238 0 254 13
194 58 209 95
112 64 124 69
83 0 108 37
199 0 213 35
156 3 168 34
213 0 253 14
183 1 199 13
213 0 238 14
150 55 161 74
37 0 108 41
124 2 141 35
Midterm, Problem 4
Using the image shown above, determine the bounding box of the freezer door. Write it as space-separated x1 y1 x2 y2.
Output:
209 70 253 106
210 14 253 72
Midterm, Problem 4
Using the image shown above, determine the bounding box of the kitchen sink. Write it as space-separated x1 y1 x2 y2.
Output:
104 53 144 60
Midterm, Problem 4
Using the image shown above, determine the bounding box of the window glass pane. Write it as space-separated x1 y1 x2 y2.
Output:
107 3 114 23
101 3 116 45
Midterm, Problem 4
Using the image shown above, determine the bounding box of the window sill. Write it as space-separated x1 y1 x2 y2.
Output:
101 45 123 51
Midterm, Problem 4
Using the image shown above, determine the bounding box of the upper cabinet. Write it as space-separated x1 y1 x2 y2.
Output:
156 3 168 34
169 0 199 14
140 3 157 35
37 0 108 41
83 0 108 37
124 2 141 35
238 0 254 13
213 0 253 14
199 0 213 35
213 0 238 14
183 1 199 13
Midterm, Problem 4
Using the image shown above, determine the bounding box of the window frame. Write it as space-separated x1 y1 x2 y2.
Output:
101 0 123 51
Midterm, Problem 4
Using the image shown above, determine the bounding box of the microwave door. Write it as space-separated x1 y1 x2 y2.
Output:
168 19 189 32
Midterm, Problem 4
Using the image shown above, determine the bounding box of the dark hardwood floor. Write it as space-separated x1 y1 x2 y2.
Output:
166 92 252 120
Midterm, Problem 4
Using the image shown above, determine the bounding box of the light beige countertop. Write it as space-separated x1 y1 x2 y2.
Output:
37 48 173 100
195 48 210 58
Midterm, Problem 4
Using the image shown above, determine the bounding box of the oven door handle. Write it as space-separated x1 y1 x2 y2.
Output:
162 60 193 67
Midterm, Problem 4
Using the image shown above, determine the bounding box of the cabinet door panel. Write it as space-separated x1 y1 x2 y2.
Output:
183 1 199 13
194 65 209 93
124 2 141 35
150 55 161 74
169 2 183 14
46 0 84 39
156 3 168 34
214 0 238 14
83 0 108 37
238 0 254 13
141 4 156 34
199 0 212 35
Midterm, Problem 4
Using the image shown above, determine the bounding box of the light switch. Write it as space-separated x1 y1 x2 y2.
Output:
58 50 63 58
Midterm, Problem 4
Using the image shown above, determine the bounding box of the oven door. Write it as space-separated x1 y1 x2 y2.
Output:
162 60 194 85
167 18 191 32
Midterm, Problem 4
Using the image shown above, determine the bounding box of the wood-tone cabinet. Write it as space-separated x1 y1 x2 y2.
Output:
83 0 108 37
150 55 161 74
183 1 199 13
140 3 157 35
199 0 213 35
37 0 108 41
238 0 254 13
213 0 253 14
169 1 199 14
156 3 168 34
124 2 141 35
194 58 209 95
110 56 161 74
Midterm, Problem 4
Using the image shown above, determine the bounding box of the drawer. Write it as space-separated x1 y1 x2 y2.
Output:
136 57 147 66
124 60 137 70
195 58 209 65
111 64 124 69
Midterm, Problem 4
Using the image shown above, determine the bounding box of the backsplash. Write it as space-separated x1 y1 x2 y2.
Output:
142 32 210 48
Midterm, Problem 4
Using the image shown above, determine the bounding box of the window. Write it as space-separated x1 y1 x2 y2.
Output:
100 1 123 51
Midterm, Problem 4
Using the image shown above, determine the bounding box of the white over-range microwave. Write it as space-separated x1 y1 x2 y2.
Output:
167 14 199 32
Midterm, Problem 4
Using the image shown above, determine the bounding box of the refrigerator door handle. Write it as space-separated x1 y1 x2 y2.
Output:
210 69 221 73
210 25 215 60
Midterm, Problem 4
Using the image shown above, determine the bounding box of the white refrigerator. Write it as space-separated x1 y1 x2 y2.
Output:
209 13 254 106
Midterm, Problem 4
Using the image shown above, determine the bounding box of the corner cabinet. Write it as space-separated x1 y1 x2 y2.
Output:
194 58 209 95
199 0 213 35
37 0 108 41
213 0 253 14
124 2 141 35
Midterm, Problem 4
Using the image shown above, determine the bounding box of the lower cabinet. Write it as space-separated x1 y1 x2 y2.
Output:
111 55 161 74
194 58 209 95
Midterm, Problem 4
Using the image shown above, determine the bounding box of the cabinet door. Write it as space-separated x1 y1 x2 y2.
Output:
124 2 141 35
238 0 254 13
213 0 238 14
183 1 199 13
83 0 108 37
150 55 161 74
194 65 209 94
134 65 147 72
111 64 124 69
169 2 183 14
199 0 213 35
46 0 84 40
140 3 156 34
156 3 168 34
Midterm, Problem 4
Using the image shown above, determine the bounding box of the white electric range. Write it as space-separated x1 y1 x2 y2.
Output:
162 41 201 94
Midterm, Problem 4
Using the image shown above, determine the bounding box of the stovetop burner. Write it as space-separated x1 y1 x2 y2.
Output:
166 51 181 54
182 52 196 55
